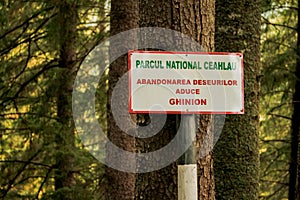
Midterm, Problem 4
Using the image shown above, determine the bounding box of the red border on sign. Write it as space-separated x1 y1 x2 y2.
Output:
128 50 244 115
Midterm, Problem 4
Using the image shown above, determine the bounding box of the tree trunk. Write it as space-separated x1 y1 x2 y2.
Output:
289 1 300 199
214 0 261 199
54 1 77 199
105 0 139 199
136 0 215 199
197 115 215 199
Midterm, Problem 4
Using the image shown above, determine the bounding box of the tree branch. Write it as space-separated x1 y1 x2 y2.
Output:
0 6 54 40
36 167 53 199
0 160 52 168
262 16 297 31
267 113 292 120
260 139 290 143
0 60 59 109
263 5 299 13
0 149 42 198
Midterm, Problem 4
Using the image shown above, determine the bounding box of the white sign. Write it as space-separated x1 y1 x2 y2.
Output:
128 51 244 114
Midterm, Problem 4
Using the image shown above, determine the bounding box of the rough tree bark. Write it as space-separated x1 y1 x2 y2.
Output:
54 1 77 199
105 0 139 199
136 0 215 199
289 0 300 199
214 0 261 199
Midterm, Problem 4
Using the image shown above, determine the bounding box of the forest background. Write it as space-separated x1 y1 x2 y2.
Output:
0 0 298 199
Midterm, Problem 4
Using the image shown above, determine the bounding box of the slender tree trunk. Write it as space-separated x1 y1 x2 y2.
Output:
214 0 261 199
54 1 77 199
194 1 215 198
136 0 215 199
197 115 215 199
289 1 300 199
106 0 139 199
